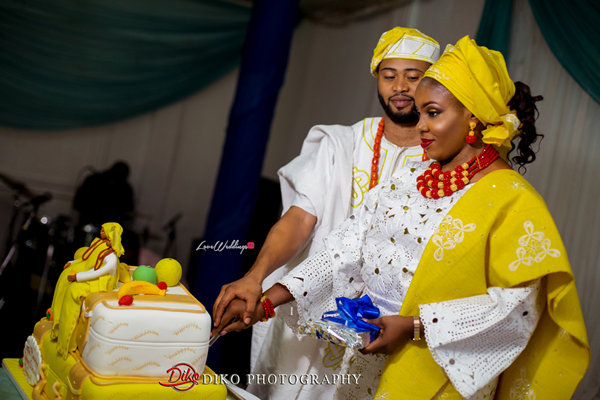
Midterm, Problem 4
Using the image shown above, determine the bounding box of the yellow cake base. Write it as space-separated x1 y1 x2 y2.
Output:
3 357 253 400
3 358 34 399
9 318 228 400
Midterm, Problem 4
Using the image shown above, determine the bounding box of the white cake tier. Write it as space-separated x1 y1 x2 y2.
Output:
80 284 211 378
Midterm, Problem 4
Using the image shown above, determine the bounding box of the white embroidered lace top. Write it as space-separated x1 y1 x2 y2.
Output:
279 162 543 400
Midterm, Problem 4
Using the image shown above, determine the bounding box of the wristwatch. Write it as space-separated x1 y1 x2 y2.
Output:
412 315 422 341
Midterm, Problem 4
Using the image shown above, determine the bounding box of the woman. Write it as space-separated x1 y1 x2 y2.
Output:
217 37 589 399
50 222 124 358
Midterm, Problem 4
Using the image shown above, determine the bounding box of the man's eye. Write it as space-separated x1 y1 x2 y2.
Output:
407 76 419 81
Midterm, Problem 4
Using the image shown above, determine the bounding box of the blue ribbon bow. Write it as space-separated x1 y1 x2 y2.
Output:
321 295 381 342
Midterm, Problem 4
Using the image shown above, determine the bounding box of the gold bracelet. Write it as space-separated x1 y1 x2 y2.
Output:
412 316 421 341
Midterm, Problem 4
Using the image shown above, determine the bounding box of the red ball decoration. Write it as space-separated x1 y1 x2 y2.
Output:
466 135 477 144
157 281 167 290
119 295 134 306
444 186 454 196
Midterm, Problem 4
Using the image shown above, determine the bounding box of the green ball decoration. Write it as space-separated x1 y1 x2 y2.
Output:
132 265 157 284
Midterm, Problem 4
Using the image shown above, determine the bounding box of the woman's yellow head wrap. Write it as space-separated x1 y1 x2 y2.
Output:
371 27 440 77
423 36 520 148
101 222 124 258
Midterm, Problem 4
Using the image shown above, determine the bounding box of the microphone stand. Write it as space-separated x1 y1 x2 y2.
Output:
162 213 182 259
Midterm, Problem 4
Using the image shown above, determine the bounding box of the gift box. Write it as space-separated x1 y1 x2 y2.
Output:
297 295 380 349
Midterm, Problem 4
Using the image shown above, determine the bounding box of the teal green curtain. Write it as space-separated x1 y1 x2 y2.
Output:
475 0 513 59
528 0 600 105
0 0 250 130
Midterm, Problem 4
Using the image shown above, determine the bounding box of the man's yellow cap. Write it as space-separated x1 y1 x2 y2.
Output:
371 27 440 77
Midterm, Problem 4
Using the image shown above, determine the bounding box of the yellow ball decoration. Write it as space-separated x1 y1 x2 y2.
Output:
155 258 182 287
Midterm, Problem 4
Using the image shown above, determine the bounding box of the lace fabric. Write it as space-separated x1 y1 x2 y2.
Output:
278 162 543 399
420 280 543 399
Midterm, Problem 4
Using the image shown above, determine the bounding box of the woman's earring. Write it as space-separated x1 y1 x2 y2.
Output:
466 121 477 144
422 149 429 161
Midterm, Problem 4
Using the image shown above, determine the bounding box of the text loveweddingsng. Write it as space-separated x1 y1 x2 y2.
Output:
196 240 254 254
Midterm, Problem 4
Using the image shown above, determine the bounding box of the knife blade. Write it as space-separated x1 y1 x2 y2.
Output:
209 318 238 347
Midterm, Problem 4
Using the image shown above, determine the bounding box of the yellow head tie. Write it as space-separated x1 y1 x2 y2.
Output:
423 36 520 149
101 222 125 258
371 27 440 77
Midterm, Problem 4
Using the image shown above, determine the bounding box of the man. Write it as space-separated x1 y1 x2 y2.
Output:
212 27 440 399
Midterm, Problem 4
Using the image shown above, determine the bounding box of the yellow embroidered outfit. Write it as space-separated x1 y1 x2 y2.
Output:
376 36 590 399
377 170 589 398
50 222 124 358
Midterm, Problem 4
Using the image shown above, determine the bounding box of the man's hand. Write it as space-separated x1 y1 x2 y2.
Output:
211 283 294 338
211 299 264 338
211 206 316 328
359 315 414 355
67 274 77 282
63 262 72 270
213 275 263 327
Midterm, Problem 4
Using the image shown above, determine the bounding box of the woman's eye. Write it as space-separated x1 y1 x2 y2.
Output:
428 110 438 117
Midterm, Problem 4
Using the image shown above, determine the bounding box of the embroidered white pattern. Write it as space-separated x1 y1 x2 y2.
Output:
502 113 521 132
559 329 570 340
509 221 560 271
431 215 476 261
428 67 450 80
374 388 390 400
509 181 526 190
509 367 536 400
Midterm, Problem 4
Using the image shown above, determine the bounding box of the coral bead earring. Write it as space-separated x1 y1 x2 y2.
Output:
466 121 477 144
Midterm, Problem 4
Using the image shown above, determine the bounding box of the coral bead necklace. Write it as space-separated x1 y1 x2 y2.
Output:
369 118 385 190
416 144 499 199
369 117 430 190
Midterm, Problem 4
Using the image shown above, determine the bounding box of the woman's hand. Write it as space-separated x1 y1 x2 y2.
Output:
360 315 414 355
63 262 71 270
210 283 294 338
67 274 77 282
211 298 264 338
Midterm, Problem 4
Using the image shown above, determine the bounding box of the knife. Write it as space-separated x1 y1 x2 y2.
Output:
209 318 238 347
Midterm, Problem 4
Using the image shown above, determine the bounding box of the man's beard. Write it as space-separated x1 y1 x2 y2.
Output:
377 91 420 124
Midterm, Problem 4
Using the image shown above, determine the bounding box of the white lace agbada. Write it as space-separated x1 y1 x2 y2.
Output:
279 162 542 400
249 118 424 400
